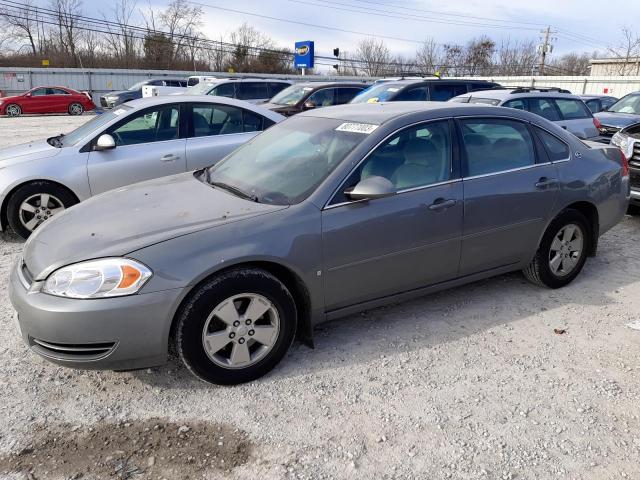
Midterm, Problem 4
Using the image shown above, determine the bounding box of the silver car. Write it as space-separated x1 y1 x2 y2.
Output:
10 102 629 385
0 96 284 238
450 88 600 140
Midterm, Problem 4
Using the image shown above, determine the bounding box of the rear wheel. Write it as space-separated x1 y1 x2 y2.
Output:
5 104 21 117
523 209 590 288
68 103 84 115
176 268 297 385
6 182 78 239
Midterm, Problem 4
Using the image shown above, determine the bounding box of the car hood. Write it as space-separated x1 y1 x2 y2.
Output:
0 94 24 103
23 172 288 280
0 139 61 166
594 111 640 128
262 103 297 112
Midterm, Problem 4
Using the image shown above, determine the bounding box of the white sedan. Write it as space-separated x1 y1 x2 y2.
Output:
0 96 284 238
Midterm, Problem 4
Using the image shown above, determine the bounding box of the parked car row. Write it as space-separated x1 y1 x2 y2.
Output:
3 92 631 384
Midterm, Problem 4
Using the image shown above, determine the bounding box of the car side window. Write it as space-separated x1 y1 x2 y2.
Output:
331 121 451 205
238 82 268 100
528 98 561 121
553 99 591 120
192 104 252 137
31 88 48 96
51 88 70 95
336 87 364 104
503 99 527 110
460 119 535 177
395 86 428 101
585 99 600 113
109 106 180 146
430 84 467 101
209 83 235 98
307 88 335 107
534 127 570 161
269 82 289 96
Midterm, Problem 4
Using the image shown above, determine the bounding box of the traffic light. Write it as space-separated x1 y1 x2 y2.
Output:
333 48 340 58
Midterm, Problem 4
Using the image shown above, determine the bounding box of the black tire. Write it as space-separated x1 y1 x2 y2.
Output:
6 181 78 239
176 268 297 385
627 204 640 216
5 104 21 117
523 209 591 289
68 102 84 115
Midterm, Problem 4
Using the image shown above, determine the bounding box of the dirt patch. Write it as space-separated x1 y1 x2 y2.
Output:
0 419 252 479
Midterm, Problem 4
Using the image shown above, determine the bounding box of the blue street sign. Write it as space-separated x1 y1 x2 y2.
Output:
294 41 314 69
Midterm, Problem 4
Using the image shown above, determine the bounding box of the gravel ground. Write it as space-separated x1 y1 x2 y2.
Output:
0 115 639 480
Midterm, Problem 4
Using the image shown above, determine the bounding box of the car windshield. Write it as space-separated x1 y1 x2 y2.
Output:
205 117 369 205
59 105 133 147
127 81 149 91
350 83 402 103
186 81 218 95
269 85 314 105
608 94 640 114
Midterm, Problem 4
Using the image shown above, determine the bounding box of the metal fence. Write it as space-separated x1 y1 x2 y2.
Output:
2 67 640 103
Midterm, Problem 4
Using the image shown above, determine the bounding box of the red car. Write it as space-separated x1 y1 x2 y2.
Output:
0 86 96 117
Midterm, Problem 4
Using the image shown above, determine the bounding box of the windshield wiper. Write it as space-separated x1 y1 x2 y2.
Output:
210 181 259 202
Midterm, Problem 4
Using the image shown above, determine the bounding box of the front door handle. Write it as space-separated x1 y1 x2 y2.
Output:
161 154 180 162
535 177 558 189
428 198 457 211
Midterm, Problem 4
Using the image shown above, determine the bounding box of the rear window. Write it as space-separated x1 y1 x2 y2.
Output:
553 99 591 120
468 97 500 106
528 98 561 121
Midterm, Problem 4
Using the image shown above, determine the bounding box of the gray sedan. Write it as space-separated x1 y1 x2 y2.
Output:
10 102 630 385
0 96 284 238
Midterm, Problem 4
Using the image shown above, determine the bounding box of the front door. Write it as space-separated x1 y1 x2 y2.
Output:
322 120 463 311
457 117 560 276
87 104 185 195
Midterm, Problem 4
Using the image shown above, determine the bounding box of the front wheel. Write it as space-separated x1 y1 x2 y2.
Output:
68 103 84 115
5 104 22 117
523 209 591 289
176 268 297 385
6 182 78 239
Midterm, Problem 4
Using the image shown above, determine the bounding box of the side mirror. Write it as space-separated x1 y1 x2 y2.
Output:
25 92 31 97
94 134 116 151
303 100 316 109
345 176 396 201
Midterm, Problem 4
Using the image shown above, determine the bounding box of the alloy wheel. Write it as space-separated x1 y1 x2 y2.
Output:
19 193 65 232
548 223 584 277
6 104 21 117
201 293 280 369
69 103 83 115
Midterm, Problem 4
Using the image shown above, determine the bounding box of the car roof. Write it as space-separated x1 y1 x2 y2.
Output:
457 89 582 101
297 101 487 124
123 95 285 120
579 94 614 99
294 81 368 88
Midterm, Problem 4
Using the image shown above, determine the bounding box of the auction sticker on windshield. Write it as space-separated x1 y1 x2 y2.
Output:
335 122 379 134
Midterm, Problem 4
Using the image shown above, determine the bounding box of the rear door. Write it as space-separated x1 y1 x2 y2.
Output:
185 102 265 170
87 103 186 194
458 117 560 275
552 98 598 139
322 120 463 310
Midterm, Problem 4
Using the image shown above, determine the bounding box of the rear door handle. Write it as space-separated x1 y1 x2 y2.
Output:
161 154 180 162
535 177 558 189
428 198 457 211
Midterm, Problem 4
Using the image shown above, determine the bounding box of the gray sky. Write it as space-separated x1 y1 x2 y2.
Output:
139 0 633 67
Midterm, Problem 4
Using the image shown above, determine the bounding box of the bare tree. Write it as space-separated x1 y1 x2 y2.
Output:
496 38 538 75
102 0 139 68
49 0 84 66
548 52 593 76
465 36 495 76
354 38 391 76
0 0 44 55
607 28 640 75
416 39 442 75
441 43 465 76
207 35 230 72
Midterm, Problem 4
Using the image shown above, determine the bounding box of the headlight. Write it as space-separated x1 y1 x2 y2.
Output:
612 132 634 159
43 258 152 299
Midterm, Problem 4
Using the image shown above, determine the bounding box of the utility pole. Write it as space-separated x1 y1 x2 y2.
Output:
538 26 557 75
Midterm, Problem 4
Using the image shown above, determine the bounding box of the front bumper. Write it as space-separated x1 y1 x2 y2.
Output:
9 260 184 370
99 97 119 108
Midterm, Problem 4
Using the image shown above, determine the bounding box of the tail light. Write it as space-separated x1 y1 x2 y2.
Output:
82 91 91 100
593 117 602 130
620 148 630 178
